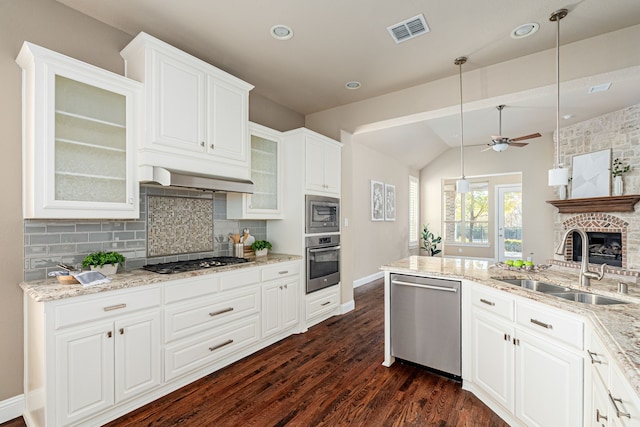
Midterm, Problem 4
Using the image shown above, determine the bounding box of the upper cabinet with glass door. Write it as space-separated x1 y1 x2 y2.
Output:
16 42 142 219
227 123 283 219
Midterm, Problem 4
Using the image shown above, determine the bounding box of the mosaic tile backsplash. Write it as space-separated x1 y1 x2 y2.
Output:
23 185 267 281
147 195 213 257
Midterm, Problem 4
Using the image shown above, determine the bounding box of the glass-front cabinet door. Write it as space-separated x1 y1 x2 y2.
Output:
17 42 142 219
227 122 282 219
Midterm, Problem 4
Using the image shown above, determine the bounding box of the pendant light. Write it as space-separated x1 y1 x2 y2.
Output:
548 9 570 187
455 56 470 193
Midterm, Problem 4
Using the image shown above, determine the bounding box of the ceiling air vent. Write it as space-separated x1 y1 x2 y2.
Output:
387 14 430 43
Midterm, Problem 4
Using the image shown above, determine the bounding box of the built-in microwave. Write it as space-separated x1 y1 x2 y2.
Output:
305 195 340 234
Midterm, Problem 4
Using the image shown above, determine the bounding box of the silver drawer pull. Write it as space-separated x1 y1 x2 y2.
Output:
609 393 631 419
209 339 234 352
103 303 126 312
321 301 331 306
209 307 234 317
480 298 495 306
279 271 289 275
596 409 608 422
530 318 553 329
587 350 602 364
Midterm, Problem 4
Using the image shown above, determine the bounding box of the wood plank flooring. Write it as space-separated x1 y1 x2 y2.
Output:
2 279 507 427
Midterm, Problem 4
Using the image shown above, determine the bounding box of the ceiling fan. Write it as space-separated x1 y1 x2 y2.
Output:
483 105 541 152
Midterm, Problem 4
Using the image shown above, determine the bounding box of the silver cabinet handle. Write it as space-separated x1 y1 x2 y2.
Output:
200 141 205 147
279 271 289 275
309 246 341 253
392 280 458 293
530 318 553 329
209 307 233 317
587 350 602 364
107 331 113 338
609 393 631 419
596 408 608 422
321 301 331 306
104 303 126 312
210 143 214 150
480 298 495 306
209 339 234 352
119 328 124 335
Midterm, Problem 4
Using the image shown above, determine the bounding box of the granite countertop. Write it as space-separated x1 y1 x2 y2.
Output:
20 253 302 303
381 256 640 397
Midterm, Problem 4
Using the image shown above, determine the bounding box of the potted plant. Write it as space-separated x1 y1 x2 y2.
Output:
421 224 442 256
612 158 631 196
82 251 125 276
251 240 272 257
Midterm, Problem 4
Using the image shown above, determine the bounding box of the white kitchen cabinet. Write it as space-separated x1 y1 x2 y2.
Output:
304 132 341 196
305 284 341 328
262 277 299 338
120 32 254 182
227 122 283 219
469 283 584 427
16 42 141 219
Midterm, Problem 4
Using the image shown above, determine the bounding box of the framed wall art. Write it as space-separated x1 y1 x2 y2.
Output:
371 180 384 221
571 148 611 198
385 183 396 221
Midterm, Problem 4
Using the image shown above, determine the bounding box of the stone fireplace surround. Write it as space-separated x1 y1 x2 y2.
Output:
553 213 638 279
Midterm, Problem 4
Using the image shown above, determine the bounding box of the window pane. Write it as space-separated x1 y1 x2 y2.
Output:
467 222 489 244
444 221 463 243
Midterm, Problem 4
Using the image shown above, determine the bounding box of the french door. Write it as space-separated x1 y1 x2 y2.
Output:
497 185 522 262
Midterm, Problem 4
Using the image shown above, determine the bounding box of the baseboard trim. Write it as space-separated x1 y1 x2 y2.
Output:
353 271 384 288
341 299 355 314
0 394 23 424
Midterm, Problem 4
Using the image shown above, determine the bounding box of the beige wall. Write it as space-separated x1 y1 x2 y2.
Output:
0 0 304 402
421 139 557 266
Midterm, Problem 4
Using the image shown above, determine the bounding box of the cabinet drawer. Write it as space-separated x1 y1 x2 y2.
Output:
471 285 515 321
54 287 161 329
219 268 260 291
587 331 610 385
306 286 339 320
164 287 260 342
516 301 584 349
164 315 260 381
261 262 300 282
164 275 220 304
610 362 640 426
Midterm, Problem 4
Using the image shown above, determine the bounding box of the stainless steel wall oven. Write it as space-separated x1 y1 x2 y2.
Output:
306 234 340 294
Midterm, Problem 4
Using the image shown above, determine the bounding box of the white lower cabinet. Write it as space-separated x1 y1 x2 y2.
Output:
587 331 640 427
469 283 584 427
305 284 340 327
24 260 304 427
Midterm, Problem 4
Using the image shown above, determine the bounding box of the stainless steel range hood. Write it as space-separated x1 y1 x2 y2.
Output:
151 167 254 193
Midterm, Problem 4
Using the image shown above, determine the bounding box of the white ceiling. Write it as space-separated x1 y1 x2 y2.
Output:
56 0 640 169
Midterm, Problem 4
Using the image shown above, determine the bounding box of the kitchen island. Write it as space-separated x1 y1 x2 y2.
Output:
382 256 640 427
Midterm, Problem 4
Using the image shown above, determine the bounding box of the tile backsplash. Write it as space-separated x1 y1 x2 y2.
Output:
23 185 266 281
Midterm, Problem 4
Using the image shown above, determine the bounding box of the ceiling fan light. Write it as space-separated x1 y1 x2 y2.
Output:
548 167 569 186
492 142 509 152
456 178 470 194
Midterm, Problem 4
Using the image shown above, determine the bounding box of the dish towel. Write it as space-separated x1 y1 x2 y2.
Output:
72 271 112 287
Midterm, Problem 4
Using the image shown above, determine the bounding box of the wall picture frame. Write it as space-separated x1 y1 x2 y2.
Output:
385 183 396 221
371 180 384 221
571 148 611 198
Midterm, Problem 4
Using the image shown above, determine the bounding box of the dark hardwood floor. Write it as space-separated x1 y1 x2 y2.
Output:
3 279 507 427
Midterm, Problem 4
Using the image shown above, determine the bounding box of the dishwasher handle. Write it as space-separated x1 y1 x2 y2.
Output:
391 279 458 293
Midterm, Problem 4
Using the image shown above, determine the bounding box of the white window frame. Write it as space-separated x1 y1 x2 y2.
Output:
443 180 490 246
409 175 419 248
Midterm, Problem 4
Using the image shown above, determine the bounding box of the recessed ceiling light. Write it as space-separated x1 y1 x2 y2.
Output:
588 83 611 93
270 25 293 40
345 81 361 90
510 22 539 39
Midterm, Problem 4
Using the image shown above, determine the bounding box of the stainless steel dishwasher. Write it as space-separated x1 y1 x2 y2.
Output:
390 273 461 378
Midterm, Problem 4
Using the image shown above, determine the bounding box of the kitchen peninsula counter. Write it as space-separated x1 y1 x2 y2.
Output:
20 253 302 302
381 256 640 397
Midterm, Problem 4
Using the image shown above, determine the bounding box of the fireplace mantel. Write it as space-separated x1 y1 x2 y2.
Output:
547 195 640 213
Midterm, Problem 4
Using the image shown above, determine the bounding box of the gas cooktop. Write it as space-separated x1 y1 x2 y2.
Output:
142 256 252 274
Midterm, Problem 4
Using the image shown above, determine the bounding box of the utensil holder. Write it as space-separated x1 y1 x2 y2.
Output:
233 243 244 257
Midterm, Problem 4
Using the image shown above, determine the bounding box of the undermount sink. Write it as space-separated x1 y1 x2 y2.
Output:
493 277 630 305
550 292 629 305
495 278 571 293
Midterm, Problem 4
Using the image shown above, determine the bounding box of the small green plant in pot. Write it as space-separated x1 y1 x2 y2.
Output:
421 224 442 256
82 251 125 276
251 240 272 257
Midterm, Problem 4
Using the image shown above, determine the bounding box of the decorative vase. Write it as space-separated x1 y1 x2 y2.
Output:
255 248 269 257
90 263 119 276
613 175 623 196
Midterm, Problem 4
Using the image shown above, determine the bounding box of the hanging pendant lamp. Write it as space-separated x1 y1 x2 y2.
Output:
548 9 570 187
455 56 470 193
